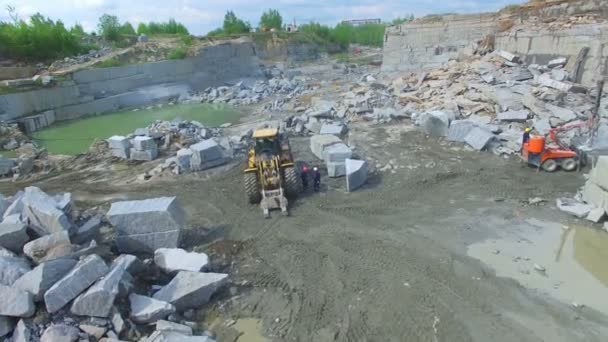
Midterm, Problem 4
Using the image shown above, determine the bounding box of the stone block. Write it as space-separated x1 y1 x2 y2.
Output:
323 143 352 164
13 258 77 301
420 111 452 137
44 254 109 313
73 216 102 245
154 248 209 273
345 159 368 192
319 123 345 136
447 120 477 142
153 271 228 311
0 246 15 257
176 148 194 169
536 74 572 92
0 256 31 286
71 259 130 317
12 319 31 342
496 50 519 62
79 324 106 340
129 294 175 324
132 136 156 151
107 197 185 254
130 148 158 161
310 135 341 160
547 57 567 68
0 316 14 337
556 198 593 218
0 285 35 317
0 156 15 176
112 254 146 275
586 208 605 223
533 118 552 135
496 110 529 122
0 194 8 217
156 320 193 335
545 103 577 122
40 324 79 342
590 156 608 191
464 127 495 151
143 330 216 342
190 140 224 171
21 187 72 235
327 162 346 178
107 136 130 149
0 223 28 253
23 230 71 263
110 146 130 159
582 181 608 212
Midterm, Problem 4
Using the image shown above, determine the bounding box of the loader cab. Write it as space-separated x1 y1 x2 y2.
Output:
252 128 280 155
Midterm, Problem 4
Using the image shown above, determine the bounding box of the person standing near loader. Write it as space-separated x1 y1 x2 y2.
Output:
313 167 321 192
301 165 309 190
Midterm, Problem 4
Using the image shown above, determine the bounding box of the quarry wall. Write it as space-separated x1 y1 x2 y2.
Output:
0 40 262 122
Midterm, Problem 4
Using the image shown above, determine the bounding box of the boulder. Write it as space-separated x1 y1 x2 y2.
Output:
79 324 106 340
420 111 450 137
345 159 368 192
154 248 209 273
132 136 156 151
129 294 175 324
130 148 158 161
12 319 30 341
0 223 28 253
23 230 71 263
40 324 79 342
156 320 193 335
70 260 130 317
0 285 35 317
13 258 77 301
447 120 477 142
310 135 341 160
153 271 228 311
107 136 130 149
464 127 495 151
73 216 102 245
44 254 109 313
21 187 72 235
111 308 126 334
108 197 185 254
112 254 146 275
556 198 593 218
496 110 529 122
319 123 345 136
0 316 14 337
0 256 31 286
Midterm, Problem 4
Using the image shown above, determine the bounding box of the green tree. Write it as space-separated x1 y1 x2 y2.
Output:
119 22 136 35
70 23 85 36
260 9 282 30
137 22 149 35
223 11 250 35
98 14 120 41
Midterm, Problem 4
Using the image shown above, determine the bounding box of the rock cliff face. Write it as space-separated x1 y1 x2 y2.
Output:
382 0 608 87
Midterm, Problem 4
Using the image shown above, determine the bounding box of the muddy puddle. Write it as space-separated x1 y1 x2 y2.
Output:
468 218 608 314
33 103 240 155
232 318 268 342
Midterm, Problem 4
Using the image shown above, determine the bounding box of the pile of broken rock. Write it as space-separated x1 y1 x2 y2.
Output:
557 156 608 228
0 187 226 341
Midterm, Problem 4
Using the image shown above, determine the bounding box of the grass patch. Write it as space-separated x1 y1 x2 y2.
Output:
167 47 187 60
94 57 125 68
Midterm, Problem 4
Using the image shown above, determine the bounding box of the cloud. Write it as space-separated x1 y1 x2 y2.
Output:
0 0 527 34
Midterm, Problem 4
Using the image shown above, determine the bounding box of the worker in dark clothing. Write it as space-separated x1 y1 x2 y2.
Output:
313 167 321 192
522 127 531 145
301 165 309 190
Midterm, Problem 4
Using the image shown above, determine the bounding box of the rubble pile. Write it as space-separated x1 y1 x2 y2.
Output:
0 187 226 341
48 47 113 71
191 76 311 109
0 123 39 179
558 156 608 226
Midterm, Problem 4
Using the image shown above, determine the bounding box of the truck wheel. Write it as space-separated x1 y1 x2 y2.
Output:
541 159 558 172
283 166 301 197
244 172 261 204
560 158 578 172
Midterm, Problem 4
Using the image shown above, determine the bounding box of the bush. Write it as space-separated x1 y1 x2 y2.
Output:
137 19 188 35
119 22 136 36
180 35 194 46
167 47 187 59
223 11 251 35
298 22 385 50
0 13 83 61
260 9 282 31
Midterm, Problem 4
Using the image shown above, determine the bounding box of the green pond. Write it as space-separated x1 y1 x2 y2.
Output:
33 103 241 155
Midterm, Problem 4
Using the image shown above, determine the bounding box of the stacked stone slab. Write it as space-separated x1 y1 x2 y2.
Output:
130 136 158 161
108 136 131 159
310 135 353 178
581 156 608 223
21 187 72 236
189 139 227 171
107 197 185 254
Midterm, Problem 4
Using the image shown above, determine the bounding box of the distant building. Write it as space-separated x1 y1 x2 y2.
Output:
341 19 382 26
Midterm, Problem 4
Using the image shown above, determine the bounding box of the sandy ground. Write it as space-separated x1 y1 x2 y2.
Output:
4 59 608 342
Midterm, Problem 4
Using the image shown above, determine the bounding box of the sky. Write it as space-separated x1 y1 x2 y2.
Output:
0 0 527 35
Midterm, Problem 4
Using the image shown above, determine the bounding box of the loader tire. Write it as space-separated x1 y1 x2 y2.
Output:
284 166 301 198
244 172 261 204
